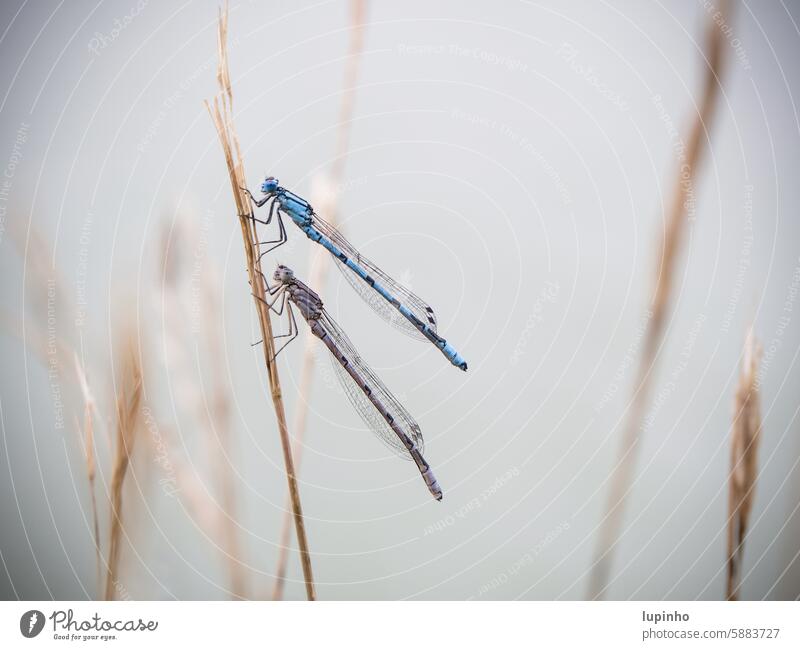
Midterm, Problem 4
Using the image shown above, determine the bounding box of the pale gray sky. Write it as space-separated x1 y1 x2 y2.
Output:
0 0 798 600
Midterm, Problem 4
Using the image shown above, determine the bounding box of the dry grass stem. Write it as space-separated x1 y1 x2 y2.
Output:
726 328 763 600
8 224 111 595
271 0 368 601
74 354 102 588
2 307 104 596
588 0 732 599
104 340 143 601
206 3 315 600
12 220 235 598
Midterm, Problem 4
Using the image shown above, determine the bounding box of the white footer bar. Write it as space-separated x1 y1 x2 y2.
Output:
1 601 797 649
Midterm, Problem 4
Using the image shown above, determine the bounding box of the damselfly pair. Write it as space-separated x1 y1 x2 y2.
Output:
244 177 467 370
245 177 466 500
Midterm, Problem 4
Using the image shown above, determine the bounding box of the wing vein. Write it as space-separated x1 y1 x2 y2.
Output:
319 311 424 458
310 213 438 338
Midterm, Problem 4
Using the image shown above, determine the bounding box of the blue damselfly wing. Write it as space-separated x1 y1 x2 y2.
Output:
319 310 424 458
309 211 439 339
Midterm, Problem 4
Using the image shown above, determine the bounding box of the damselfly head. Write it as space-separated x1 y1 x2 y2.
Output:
273 264 295 283
260 176 279 195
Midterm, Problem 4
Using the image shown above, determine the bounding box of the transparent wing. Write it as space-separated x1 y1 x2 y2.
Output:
310 212 438 339
319 311 424 458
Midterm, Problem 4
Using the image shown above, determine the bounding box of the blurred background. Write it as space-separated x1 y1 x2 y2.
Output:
0 0 798 600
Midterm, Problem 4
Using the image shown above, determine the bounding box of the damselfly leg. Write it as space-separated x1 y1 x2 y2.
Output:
252 285 286 313
250 288 300 361
241 191 289 260
241 187 271 210
271 300 299 360
241 189 285 255
256 208 287 261
250 286 284 347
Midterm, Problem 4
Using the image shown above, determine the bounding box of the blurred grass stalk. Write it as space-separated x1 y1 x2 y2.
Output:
9 222 237 598
7 224 110 596
206 3 315 600
588 0 732 599
272 0 368 601
73 354 102 592
726 329 763 600
105 337 143 600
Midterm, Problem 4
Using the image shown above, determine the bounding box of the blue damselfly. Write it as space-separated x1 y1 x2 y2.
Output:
243 177 468 371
